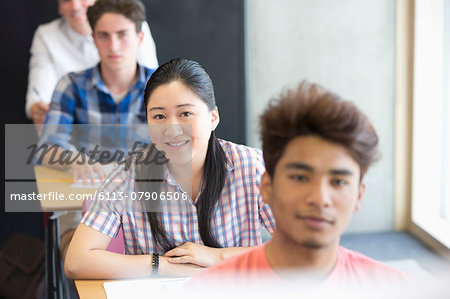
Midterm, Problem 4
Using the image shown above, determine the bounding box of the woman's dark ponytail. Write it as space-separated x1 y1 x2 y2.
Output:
195 131 227 248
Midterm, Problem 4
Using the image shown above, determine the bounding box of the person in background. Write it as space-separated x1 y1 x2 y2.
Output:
189 81 409 291
26 0 158 125
37 0 155 182
34 0 157 263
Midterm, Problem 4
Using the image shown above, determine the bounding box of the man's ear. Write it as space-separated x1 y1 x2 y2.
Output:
92 30 98 45
137 30 144 45
261 172 273 205
354 182 365 212
211 107 220 131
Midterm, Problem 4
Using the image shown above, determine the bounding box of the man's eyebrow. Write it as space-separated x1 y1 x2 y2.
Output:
285 162 314 172
329 169 354 176
148 104 196 111
95 29 129 35
285 163 355 177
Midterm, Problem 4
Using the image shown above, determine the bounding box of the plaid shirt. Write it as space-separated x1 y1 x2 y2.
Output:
81 139 276 254
38 64 153 154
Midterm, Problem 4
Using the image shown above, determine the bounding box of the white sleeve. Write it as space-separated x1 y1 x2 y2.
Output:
137 21 159 69
25 26 59 118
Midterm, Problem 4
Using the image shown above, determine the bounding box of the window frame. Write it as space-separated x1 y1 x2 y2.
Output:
409 0 450 249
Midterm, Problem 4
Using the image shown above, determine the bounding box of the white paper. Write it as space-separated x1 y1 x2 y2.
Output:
103 277 190 299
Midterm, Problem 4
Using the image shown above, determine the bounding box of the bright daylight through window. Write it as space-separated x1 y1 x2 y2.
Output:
411 0 450 248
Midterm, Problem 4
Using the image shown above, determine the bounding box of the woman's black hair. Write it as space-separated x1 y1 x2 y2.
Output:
137 58 227 251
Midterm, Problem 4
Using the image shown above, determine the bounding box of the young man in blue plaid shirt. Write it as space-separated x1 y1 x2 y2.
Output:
38 0 155 182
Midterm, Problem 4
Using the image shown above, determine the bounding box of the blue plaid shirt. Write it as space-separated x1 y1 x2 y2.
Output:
38 64 154 159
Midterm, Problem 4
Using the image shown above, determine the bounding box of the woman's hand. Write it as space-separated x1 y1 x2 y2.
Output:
71 152 106 184
72 161 106 185
65 225 206 279
158 255 205 277
164 242 223 268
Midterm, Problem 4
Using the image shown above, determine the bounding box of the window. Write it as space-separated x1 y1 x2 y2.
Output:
411 0 450 248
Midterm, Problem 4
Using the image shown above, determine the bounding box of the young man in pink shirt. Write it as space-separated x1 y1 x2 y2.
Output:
189 81 408 290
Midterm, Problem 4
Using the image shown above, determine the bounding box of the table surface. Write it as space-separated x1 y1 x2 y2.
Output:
34 166 97 211
75 280 110 299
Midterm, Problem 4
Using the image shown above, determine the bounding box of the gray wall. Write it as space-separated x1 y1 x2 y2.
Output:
147 0 246 144
245 0 395 233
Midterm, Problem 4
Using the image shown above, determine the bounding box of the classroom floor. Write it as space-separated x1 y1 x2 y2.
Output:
340 230 450 277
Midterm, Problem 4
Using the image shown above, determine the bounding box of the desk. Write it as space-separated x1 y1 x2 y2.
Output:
75 280 111 299
34 166 98 299
34 166 96 211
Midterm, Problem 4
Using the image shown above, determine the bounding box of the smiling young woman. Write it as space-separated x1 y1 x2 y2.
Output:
64 58 276 279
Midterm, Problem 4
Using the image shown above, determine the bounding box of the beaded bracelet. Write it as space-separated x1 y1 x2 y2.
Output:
152 253 159 275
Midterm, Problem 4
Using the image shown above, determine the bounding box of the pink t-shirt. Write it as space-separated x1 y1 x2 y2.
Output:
189 244 408 289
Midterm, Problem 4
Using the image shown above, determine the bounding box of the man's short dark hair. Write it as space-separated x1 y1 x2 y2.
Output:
87 0 145 32
259 80 380 179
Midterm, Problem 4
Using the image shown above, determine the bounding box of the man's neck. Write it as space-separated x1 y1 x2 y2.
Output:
69 22 92 37
100 63 139 95
265 233 339 283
